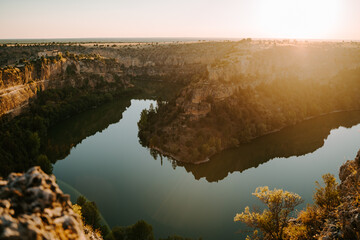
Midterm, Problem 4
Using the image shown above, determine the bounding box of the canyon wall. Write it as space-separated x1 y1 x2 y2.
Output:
0 56 128 117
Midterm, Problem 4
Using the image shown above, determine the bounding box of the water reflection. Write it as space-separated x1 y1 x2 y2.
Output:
178 111 360 182
46 81 182 163
47 99 360 184
46 98 132 162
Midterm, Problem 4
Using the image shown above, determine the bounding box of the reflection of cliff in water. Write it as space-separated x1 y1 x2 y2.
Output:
45 81 184 163
177 111 360 182
46 98 132 162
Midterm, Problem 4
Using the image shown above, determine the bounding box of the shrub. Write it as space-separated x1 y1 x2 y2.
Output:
36 154 53 174
76 195 87 206
234 186 303 240
313 173 340 213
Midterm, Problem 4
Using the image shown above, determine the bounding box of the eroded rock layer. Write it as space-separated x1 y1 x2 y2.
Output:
0 167 91 240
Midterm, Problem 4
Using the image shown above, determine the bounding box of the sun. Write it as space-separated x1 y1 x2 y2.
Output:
257 0 340 39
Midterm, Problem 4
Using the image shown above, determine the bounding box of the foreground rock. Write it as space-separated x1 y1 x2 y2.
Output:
0 166 98 240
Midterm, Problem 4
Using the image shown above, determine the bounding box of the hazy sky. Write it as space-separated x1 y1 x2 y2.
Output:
1 0 359 40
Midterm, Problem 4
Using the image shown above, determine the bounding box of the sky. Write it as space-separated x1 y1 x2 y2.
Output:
0 0 359 40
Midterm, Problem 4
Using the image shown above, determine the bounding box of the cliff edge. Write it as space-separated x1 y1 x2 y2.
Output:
319 150 360 239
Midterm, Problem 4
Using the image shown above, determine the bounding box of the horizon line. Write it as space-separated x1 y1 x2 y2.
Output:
0 36 359 43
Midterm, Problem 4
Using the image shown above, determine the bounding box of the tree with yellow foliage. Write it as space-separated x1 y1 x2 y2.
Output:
234 186 303 240
313 173 340 214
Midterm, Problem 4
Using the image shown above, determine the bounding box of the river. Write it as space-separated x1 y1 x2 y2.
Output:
49 98 360 240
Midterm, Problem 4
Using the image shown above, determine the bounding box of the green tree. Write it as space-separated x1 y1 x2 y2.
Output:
108 226 125 240
81 201 101 229
138 109 149 131
76 195 87 206
234 186 303 240
26 131 40 157
126 220 154 240
36 154 53 174
76 196 102 230
107 220 154 240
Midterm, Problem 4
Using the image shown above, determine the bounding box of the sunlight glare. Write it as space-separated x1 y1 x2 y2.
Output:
257 0 340 39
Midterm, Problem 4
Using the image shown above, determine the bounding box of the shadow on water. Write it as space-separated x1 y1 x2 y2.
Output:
46 97 132 162
45 81 183 163
178 111 360 182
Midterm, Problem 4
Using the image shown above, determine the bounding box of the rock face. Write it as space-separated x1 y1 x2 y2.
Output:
0 167 90 240
319 150 360 239
336 151 360 238
0 57 128 117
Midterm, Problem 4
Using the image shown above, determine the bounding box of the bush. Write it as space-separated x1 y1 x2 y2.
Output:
234 186 303 240
81 201 101 229
236 174 343 239
313 173 340 213
76 196 102 230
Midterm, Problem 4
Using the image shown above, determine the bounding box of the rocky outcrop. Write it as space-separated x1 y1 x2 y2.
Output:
0 166 100 240
318 151 360 239
175 81 240 120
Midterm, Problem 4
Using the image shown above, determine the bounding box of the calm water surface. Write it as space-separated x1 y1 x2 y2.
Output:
51 99 360 240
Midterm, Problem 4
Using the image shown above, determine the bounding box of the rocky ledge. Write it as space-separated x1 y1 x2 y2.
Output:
0 166 97 240
318 151 360 239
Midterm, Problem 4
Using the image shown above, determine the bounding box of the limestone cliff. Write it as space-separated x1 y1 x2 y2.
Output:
180 42 360 120
0 166 101 240
0 56 128 117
